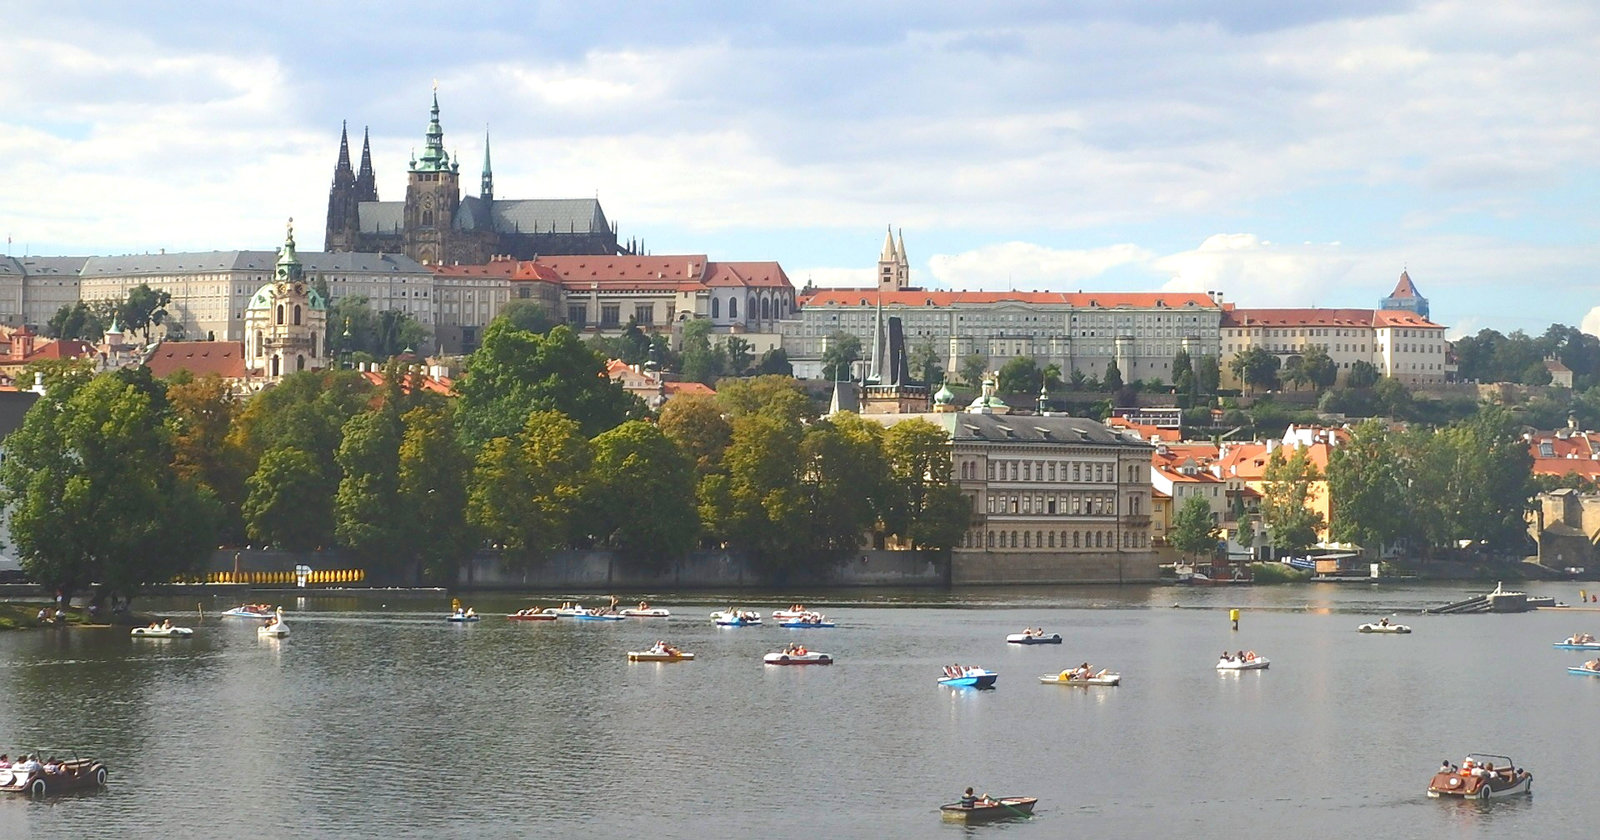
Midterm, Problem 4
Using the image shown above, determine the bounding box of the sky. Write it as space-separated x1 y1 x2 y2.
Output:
2 0 1598 338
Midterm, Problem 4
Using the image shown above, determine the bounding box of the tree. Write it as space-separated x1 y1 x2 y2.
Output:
395 405 474 584
496 299 556 335
46 302 106 341
1195 355 1221 395
245 446 335 551
1170 495 1219 561
1327 419 1409 551
908 337 944 385
1103 359 1124 392
166 374 246 540
0 373 220 605
1301 345 1339 391
467 410 593 565
722 412 808 568
584 421 699 569
120 284 172 340
959 353 989 388
798 413 892 557
883 418 967 549
1374 376 1412 417
1229 347 1280 394
332 409 404 567
325 294 432 361
455 320 642 443
659 393 732 475
1173 349 1196 407
716 375 814 422
618 319 652 367
756 347 793 377
1280 355 1309 391
1068 367 1088 391
679 319 726 385
1346 360 1380 389
997 357 1043 396
820 331 862 382
1259 447 1326 557
724 335 755 376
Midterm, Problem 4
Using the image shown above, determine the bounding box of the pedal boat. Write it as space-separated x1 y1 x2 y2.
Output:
938 667 997 689
1358 622 1411 633
1039 670 1119 686
130 625 193 638
1217 655 1268 670
1006 632 1062 644
1427 755 1531 799
627 648 694 662
711 610 762 626
764 651 833 665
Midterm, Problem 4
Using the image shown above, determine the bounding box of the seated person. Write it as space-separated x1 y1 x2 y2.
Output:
42 757 59 774
1379 618 1390 626
1220 650 1233 662
16 755 40 775
960 787 977 807
1439 759 1454 774
0 754 9 769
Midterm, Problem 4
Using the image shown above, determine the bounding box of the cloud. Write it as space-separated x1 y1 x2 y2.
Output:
924 242 1154 290
1153 234 1356 307
1582 309 1600 340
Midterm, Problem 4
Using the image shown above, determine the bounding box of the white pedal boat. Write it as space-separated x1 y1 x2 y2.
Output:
258 609 290 638
711 610 762 626
1217 656 1268 670
764 651 833 665
627 648 694 662
772 607 811 621
1006 632 1062 645
1039 670 1120 686
620 607 670 618
131 625 193 638
1358 622 1411 633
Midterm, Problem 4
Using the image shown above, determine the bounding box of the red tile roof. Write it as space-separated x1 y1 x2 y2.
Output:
1223 307 1443 329
1533 458 1600 479
358 370 455 396
1389 270 1419 298
143 341 248 379
801 290 1220 308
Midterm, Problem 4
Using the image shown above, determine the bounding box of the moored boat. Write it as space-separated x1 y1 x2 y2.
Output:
1039 669 1119 686
1427 754 1531 799
131 625 194 638
938 796 1036 822
1358 621 1411 634
938 666 997 689
1006 630 1062 644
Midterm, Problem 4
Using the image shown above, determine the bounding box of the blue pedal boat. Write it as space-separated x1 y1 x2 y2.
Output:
938 667 998 689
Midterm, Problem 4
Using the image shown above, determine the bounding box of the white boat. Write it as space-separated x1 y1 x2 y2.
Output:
620 607 670 618
1217 655 1268 670
1005 632 1062 645
257 609 290 638
221 605 276 620
772 607 811 621
1038 670 1120 686
1358 622 1411 634
553 604 589 617
130 625 193 638
711 609 762 626
764 650 833 665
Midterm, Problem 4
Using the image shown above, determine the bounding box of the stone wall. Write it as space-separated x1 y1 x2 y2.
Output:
952 550 1161 585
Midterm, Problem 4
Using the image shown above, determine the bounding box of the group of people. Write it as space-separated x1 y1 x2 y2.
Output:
648 640 682 656
941 664 971 678
451 607 478 619
1019 627 1048 638
1059 662 1100 680
143 619 176 631
1584 658 1600 672
1219 650 1258 662
1567 632 1595 644
1441 757 1509 782
34 607 66 624
0 754 70 776
781 643 810 656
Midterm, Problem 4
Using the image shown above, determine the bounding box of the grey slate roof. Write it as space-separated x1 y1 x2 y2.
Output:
0 258 20 277
483 198 609 235
870 412 1153 450
16 256 89 276
77 250 427 277
358 202 406 234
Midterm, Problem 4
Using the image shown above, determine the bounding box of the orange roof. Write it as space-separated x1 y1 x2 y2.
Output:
1528 432 1600 460
1372 310 1444 328
358 370 455 396
1389 270 1419 298
432 260 521 278
703 261 792 289
799 290 1220 309
144 341 247 379
665 381 716 397
1223 307 1443 329
1107 416 1181 443
1533 458 1600 479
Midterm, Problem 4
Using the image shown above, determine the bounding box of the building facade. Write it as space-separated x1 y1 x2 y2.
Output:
1379 270 1430 320
324 92 628 265
1220 307 1449 387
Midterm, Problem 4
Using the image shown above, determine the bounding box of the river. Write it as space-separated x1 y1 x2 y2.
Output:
2 581 1597 838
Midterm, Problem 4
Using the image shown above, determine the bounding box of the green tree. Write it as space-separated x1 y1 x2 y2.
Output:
119 283 172 340
496 299 556 334
584 421 699 569
0 373 220 605
1173 348 1196 407
997 357 1043 395
716 375 815 421
618 319 652 366
798 413 892 557
1170 495 1219 561
1195 355 1221 395
396 405 474 584
722 412 808 568
325 295 432 360
455 320 641 443
1280 356 1310 391
756 347 793 376
1230 347 1280 394
1301 345 1339 390
1103 359 1124 392
167 374 246 540
908 338 944 385
332 409 404 567
820 331 863 382
1327 419 1408 551
46 302 106 341
659 393 732 475
724 335 755 376
1260 447 1326 556
959 354 990 388
883 418 967 549
679 319 726 385
1347 360 1380 388
244 446 335 551
467 410 592 565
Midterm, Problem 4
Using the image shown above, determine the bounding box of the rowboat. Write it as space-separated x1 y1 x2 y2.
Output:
1217 655 1268 670
1039 670 1119 686
939 797 1036 822
130 625 193 638
1005 632 1062 645
1358 622 1411 633
764 651 833 665
938 667 997 689
620 607 670 618
627 649 694 662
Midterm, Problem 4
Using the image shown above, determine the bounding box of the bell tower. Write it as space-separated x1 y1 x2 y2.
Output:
403 87 461 265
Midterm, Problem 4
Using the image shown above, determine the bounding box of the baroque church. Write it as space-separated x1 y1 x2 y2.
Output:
324 91 632 265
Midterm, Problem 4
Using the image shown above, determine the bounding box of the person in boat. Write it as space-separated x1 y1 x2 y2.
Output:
960 787 978 808
1586 658 1600 671
1220 650 1233 662
465 607 477 618
0 754 9 769
42 757 59 774
638 601 649 611
1236 650 1246 662
1460 758 1475 776
1439 759 1455 774
1379 617 1390 627
16 755 39 776
162 618 173 629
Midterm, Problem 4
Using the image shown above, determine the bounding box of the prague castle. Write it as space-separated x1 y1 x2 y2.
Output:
323 91 630 265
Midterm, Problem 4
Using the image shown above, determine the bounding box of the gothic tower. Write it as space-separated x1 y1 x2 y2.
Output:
324 122 361 251
403 89 462 265
355 126 377 202
480 128 494 201
877 225 910 291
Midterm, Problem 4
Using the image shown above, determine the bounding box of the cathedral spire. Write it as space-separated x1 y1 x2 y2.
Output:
879 225 896 261
331 121 355 189
356 126 377 201
481 127 494 201
414 87 450 172
896 227 908 270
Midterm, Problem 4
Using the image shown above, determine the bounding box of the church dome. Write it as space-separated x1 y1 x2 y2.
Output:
246 283 328 312
933 382 956 405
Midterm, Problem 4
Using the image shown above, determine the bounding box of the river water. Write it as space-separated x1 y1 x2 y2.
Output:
2 582 1598 838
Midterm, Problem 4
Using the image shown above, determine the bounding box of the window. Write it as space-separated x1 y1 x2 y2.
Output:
293 305 302 326
567 305 587 327
276 304 284 325
712 298 720 319
729 297 738 319
601 304 621 328
635 304 654 325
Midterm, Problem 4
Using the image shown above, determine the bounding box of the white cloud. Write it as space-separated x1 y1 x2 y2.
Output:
1153 235 1356 307
925 242 1154 290
1581 309 1600 340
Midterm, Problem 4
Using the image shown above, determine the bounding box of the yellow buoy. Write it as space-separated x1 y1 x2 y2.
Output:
1229 608 1240 630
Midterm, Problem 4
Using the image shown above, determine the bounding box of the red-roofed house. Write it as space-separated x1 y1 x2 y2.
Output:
606 359 715 409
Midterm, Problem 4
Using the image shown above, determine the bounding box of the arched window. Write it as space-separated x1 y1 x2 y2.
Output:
297 355 306 371
747 295 756 320
1073 531 1080 548
293 305 302 326
1036 531 1044 548
422 209 434 227
986 531 995 548
276 304 284 325
1010 531 1018 548
1048 532 1056 548
711 297 720 319
270 355 280 377
762 298 771 320
310 333 317 358
1023 532 1031 548
255 331 263 358
729 297 738 319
